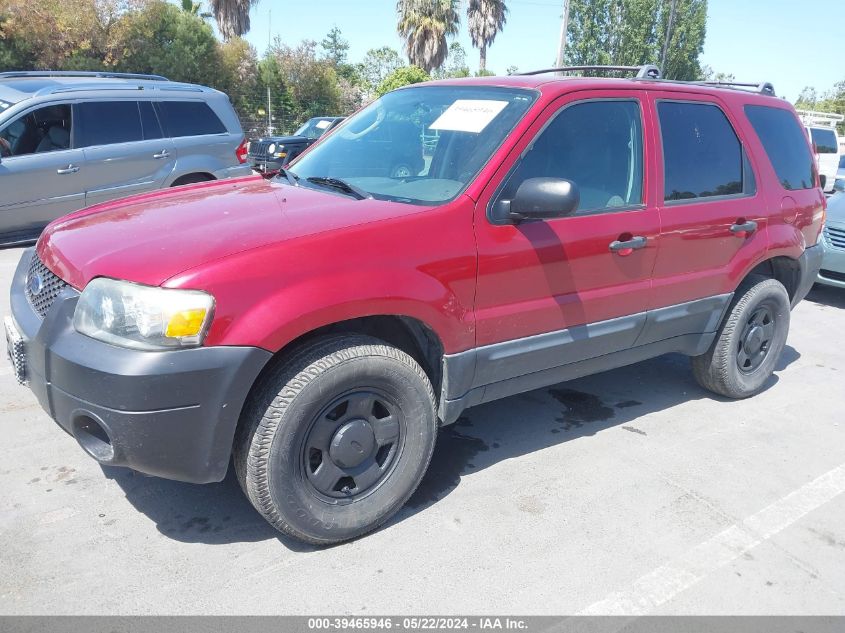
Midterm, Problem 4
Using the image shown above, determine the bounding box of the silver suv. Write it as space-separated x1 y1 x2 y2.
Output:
0 71 252 246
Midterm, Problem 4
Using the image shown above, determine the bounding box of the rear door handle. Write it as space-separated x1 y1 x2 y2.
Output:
56 165 79 175
609 236 647 253
153 150 170 159
730 220 758 234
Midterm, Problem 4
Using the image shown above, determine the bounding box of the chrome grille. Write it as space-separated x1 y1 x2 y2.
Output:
25 254 69 318
825 225 845 251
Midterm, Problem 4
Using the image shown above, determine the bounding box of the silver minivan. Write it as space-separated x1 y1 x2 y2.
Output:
0 71 252 246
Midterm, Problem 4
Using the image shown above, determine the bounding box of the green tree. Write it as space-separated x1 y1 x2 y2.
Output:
795 80 845 135
565 0 706 80
466 0 507 74
321 25 349 66
376 65 430 97
358 46 405 95
181 0 212 18
433 41 469 78
396 0 460 73
116 1 223 85
270 38 344 124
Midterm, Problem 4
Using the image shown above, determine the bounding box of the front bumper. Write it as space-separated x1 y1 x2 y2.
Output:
8 249 271 483
792 243 824 306
816 226 845 289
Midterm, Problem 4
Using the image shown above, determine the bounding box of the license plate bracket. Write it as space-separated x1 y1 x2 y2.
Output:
4 316 27 385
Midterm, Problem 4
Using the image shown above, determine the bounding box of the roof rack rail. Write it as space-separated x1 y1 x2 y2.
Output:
518 64 662 79
0 71 170 82
699 80 776 97
795 109 844 127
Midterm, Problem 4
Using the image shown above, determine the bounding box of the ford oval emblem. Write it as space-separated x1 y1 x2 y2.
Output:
27 272 44 297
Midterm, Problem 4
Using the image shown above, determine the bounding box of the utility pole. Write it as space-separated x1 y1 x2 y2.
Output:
267 8 272 135
555 0 570 67
659 0 677 73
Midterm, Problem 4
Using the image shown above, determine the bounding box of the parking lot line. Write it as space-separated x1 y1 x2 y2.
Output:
579 462 845 615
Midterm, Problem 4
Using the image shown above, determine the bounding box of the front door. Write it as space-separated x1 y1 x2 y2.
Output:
473 90 660 387
0 102 85 240
76 100 175 207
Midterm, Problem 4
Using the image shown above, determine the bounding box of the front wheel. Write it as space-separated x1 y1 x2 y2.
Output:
691 277 790 398
234 335 437 545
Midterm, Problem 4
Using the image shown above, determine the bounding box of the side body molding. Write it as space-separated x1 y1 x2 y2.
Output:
438 293 733 425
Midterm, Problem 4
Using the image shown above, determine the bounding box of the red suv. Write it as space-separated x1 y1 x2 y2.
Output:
5 66 824 545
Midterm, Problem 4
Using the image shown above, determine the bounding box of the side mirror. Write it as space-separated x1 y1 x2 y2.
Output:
504 178 580 223
834 178 845 193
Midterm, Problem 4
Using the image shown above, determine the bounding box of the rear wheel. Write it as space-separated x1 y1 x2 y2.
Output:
234 335 437 545
170 173 215 187
692 277 790 398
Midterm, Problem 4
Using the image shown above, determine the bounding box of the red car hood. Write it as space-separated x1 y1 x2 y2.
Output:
38 176 407 289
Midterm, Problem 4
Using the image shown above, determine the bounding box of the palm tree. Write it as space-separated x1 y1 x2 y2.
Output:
466 0 508 73
396 0 461 74
210 0 259 41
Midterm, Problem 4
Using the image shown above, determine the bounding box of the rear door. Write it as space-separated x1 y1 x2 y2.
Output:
156 100 231 174
648 92 768 311
0 102 85 239
77 100 176 207
472 90 660 385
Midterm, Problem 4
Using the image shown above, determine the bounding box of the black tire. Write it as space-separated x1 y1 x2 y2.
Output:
170 173 215 187
234 335 437 545
691 277 790 399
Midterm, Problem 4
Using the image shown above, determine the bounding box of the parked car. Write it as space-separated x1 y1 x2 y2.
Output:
247 116 344 172
817 192 845 288
797 109 843 193
6 66 824 545
0 71 252 246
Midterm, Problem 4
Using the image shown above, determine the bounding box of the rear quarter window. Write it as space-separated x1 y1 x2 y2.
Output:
745 105 815 191
158 101 226 137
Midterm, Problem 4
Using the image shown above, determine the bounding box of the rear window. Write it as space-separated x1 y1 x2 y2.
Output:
810 127 838 154
745 105 815 191
77 101 143 147
158 101 226 137
658 101 744 201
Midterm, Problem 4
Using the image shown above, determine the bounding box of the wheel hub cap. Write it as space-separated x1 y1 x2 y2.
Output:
745 326 764 355
329 419 375 469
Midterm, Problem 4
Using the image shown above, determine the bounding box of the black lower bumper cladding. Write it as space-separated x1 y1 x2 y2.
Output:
8 248 271 483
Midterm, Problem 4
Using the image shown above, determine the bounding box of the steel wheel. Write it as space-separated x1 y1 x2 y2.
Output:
737 304 775 373
301 389 404 503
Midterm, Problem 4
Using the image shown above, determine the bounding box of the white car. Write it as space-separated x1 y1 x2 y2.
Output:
797 109 843 193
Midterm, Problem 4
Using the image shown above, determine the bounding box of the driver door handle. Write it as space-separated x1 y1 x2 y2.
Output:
153 150 170 159
56 164 79 175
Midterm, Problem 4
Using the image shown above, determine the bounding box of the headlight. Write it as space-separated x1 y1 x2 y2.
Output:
73 278 214 351
267 143 276 154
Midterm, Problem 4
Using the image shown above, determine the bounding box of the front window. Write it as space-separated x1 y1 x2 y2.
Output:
290 86 537 204
0 103 72 158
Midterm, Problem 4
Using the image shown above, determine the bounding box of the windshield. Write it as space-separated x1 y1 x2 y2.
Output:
294 118 335 140
289 85 537 204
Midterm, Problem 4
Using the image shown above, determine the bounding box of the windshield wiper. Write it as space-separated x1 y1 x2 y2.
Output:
277 167 299 186
305 176 372 200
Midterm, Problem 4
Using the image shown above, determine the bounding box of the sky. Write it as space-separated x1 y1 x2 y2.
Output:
241 0 842 103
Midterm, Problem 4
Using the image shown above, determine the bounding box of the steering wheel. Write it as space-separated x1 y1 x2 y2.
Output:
339 103 386 140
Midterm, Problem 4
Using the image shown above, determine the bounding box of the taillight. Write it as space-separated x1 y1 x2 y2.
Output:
235 138 248 164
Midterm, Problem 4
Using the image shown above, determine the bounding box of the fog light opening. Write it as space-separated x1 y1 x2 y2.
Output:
72 414 115 463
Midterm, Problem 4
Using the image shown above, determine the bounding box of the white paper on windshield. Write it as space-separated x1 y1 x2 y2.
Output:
429 100 509 133
315 120 332 129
